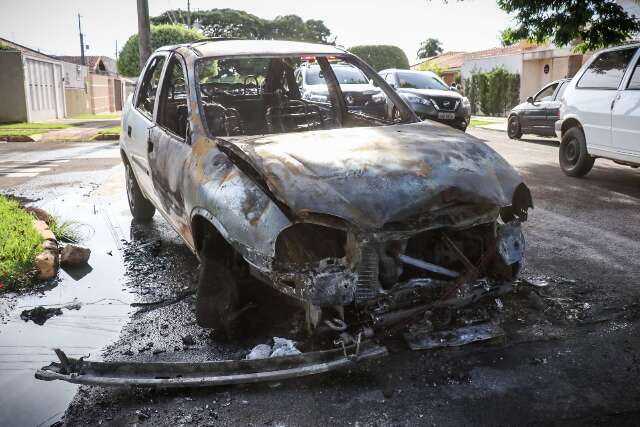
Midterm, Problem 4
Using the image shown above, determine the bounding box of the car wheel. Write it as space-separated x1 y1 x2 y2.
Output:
125 163 155 220
507 115 522 139
559 127 595 177
196 239 241 337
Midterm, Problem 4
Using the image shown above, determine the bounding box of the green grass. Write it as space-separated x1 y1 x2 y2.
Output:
46 217 80 243
469 119 498 127
0 129 46 137
72 114 120 119
98 125 122 135
0 122 72 130
0 196 43 290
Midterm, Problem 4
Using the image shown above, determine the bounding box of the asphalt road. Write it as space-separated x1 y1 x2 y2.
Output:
1 130 640 426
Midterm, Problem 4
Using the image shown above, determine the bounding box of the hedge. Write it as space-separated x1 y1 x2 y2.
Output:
348 45 410 71
464 67 520 117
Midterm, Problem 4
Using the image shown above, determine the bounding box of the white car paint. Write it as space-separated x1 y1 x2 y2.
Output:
557 43 640 167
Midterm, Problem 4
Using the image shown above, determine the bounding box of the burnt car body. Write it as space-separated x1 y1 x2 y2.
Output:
119 39 532 337
379 69 471 131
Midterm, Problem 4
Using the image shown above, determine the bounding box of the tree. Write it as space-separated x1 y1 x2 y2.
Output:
417 38 443 59
348 45 410 71
151 9 335 44
498 0 640 52
117 24 203 76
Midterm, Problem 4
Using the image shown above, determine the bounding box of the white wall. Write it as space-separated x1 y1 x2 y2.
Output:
61 61 88 90
461 53 523 80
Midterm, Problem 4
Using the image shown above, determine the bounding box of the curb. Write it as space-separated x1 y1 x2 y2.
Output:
32 220 59 281
92 133 120 141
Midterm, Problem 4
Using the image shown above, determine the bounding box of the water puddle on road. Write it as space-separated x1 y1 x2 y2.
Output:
0 169 137 427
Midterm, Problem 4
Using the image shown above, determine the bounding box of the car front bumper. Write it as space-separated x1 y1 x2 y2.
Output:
410 103 471 129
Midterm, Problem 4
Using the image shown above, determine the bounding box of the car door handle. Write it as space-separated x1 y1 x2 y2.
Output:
127 125 132 137
147 137 154 153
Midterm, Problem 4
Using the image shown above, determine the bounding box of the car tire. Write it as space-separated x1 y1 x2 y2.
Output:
559 127 595 177
507 115 522 139
196 239 241 337
125 163 155 220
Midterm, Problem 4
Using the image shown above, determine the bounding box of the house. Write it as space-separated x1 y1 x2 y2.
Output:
54 55 124 114
410 51 466 86
0 37 67 122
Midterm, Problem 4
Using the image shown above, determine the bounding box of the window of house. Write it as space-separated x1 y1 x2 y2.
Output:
577 48 637 90
136 55 166 118
157 55 189 139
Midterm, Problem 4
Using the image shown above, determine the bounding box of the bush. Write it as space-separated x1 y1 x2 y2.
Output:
464 67 520 116
117 24 204 77
348 45 410 71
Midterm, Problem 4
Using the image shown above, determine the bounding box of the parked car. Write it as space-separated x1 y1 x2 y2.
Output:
555 43 640 177
295 62 386 118
379 69 471 131
119 39 531 339
507 78 571 139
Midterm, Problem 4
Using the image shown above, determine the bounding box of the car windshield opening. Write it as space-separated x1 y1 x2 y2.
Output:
397 72 449 90
196 55 409 138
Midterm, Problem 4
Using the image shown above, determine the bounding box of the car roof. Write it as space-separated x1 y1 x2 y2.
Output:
158 39 347 58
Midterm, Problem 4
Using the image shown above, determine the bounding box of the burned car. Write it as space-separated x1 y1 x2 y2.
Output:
118 39 532 339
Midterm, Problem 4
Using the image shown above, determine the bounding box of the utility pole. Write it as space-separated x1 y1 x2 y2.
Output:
187 0 192 29
137 0 152 68
78 14 85 66
115 40 118 61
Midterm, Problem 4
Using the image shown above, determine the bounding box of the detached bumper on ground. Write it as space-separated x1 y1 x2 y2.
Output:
35 345 388 388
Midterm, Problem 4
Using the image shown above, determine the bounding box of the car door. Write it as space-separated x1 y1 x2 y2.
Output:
573 47 637 151
611 48 640 158
124 54 167 200
526 82 558 131
147 52 193 237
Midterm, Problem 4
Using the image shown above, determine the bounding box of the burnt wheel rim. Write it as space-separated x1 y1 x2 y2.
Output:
564 138 580 166
126 166 135 209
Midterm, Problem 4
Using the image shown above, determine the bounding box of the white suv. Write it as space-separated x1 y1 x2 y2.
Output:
555 43 640 177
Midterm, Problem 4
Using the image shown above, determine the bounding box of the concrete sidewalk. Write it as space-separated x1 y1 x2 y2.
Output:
34 119 120 142
472 115 507 132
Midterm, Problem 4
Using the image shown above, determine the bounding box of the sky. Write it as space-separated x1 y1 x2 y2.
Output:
0 0 513 63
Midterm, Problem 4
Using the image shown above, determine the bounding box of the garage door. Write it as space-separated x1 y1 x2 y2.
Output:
24 57 64 121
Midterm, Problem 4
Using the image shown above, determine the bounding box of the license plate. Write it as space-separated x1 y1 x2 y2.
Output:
437 112 456 120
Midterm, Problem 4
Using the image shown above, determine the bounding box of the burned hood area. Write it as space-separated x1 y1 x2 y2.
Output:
219 120 531 230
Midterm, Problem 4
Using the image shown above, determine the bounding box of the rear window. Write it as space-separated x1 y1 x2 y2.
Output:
577 48 637 89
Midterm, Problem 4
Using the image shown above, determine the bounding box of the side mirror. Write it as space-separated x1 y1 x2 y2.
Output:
527 96 535 104
450 85 459 93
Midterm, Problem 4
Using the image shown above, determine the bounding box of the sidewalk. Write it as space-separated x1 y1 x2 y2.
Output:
34 119 120 142
471 115 507 132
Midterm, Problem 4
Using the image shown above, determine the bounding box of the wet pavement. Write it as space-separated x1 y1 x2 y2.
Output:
1 132 640 425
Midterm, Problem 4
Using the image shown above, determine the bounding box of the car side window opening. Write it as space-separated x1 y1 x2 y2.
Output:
136 56 166 119
196 55 406 138
157 55 189 140
534 83 558 102
626 59 640 90
577 48 638 90
555 81 568 100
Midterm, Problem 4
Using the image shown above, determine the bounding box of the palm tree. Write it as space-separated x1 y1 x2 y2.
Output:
417 38 443 59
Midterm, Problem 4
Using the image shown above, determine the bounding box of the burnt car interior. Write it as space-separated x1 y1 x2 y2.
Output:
197 55 398 138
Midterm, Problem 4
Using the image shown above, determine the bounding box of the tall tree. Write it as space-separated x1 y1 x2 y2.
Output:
151 8 335 44
417 38 443 59
498 0 640 52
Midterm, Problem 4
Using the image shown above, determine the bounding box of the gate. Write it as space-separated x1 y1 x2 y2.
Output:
24 57 65 121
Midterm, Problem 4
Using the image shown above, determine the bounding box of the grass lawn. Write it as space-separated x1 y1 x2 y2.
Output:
0 122 72 130
0 195 43 290
469 119 498 127
0 129 47 137
72 113 120 119
98 125 122 135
